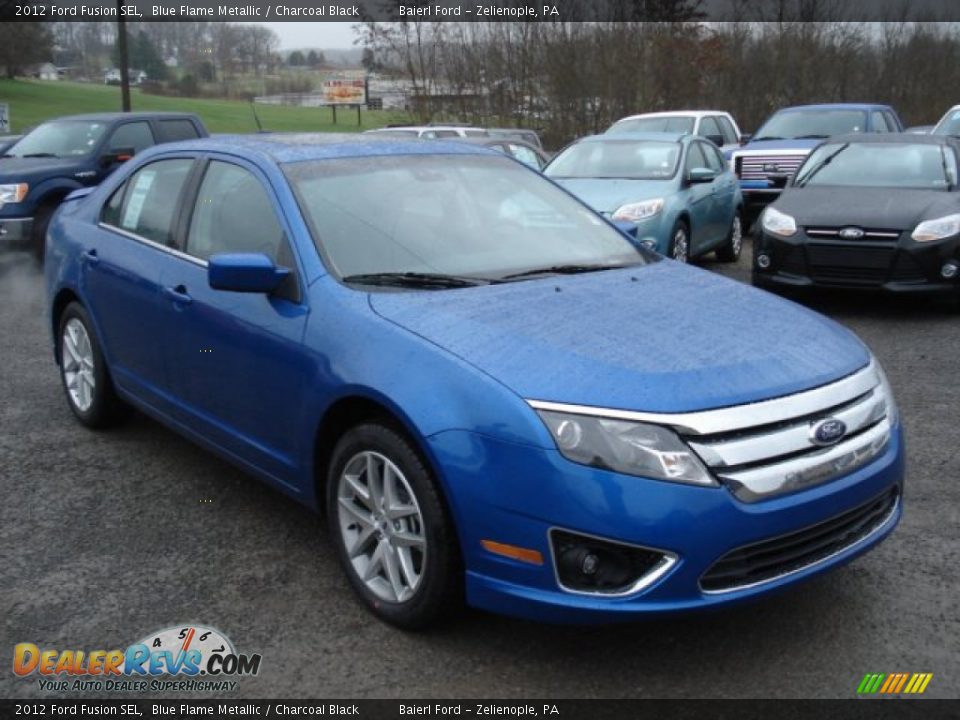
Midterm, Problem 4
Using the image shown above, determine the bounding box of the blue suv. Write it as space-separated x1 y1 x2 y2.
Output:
45 135 904 627
730 104 903 219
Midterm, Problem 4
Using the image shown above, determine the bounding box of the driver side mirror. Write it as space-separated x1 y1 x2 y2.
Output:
208 253 290 294
687 167 717 184
101 147 135 166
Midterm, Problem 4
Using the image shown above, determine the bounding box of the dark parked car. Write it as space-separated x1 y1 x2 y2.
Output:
451 137 549 170
754 133 960 297
0 112 208 257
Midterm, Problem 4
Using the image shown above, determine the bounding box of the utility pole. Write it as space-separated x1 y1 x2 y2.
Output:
117 1 131 112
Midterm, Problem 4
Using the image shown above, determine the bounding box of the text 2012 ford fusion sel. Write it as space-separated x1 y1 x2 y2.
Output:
45 134 904 628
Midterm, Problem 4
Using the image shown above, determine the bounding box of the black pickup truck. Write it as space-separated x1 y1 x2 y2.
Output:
0 112 208 257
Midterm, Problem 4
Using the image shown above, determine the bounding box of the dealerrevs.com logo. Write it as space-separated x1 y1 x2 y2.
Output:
13 625 261 693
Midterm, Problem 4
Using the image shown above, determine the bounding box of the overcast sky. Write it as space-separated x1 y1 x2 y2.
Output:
242 22 361 50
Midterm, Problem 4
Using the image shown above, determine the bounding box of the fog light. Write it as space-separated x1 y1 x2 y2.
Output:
757 254 771 269
941 262 959 279
551 529 674 595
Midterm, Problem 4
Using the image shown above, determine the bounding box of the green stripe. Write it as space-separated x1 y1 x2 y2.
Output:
869 674 886 693
857 674 874 693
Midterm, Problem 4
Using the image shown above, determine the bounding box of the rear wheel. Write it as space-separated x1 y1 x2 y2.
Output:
327 423 462 629
716 211 744 262
669 220 690 263
57 302 128 428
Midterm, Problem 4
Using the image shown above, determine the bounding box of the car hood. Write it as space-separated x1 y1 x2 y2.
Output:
550 178 673 214
739 138 822 154
0 156 85 183
775 187 957 230
370 262 870 413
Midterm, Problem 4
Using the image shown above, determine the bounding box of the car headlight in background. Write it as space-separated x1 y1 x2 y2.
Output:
761 206 797 237
911 213 960 242
612 198 664 222
0 183 29 209
536 410 716 487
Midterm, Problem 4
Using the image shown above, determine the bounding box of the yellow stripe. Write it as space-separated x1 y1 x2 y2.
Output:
880 674 897 693
893 673 910 693
917 674 933 694
904 674 920 693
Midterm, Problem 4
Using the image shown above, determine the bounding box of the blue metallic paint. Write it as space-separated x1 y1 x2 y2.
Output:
45 136 904 623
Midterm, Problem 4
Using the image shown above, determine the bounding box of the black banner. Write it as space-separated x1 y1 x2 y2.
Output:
2 0 960 23
0 700 958 720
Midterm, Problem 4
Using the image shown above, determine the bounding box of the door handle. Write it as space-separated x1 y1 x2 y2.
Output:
82 249 100 267
162 285 193 305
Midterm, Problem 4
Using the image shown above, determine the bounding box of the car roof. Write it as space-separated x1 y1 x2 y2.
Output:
42 112 200 123
577 131 687 143
776 103 893 113
152 132 497 164
614 110 731 121
816 132 960 146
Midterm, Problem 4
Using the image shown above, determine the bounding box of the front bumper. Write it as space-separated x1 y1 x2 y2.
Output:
0 216 33 243
753 229 960 294
427 423 904 623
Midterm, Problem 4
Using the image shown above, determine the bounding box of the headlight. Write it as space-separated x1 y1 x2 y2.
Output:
911 213 960 242
612 198 664 222
761 206 797 237
536 410 716 487
0 183 29 207
875 361 899 426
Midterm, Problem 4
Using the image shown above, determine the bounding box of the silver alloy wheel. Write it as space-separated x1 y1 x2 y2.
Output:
730 215 743 256
62 318 96 412
672 227 689 263
337 450 426 603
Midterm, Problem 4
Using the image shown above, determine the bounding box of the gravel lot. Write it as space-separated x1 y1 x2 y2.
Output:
1 241 957 699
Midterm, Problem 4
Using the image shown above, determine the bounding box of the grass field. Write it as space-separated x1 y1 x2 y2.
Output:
0 79 414 134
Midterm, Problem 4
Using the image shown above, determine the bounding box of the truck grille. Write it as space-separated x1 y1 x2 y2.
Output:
736 153 808 180
700 487 898 592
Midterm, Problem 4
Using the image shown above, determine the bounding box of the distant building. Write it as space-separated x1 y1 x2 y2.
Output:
33 63 60 81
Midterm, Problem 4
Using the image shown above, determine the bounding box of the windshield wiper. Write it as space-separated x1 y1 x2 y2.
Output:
796 143 849 187
21 152 59 158
500 263 630 281
341 272 495 289
752 136 783 141
795 134 829 139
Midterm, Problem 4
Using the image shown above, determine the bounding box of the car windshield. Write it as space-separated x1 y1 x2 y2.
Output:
5 120 107 158
933 109 960 137
793 142 957 189
284 154 651 281
545 140 680 179
608 116 695 134
754 110 867 140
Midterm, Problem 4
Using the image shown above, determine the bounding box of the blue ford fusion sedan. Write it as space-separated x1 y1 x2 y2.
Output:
545 132 743 263
45 134 903 628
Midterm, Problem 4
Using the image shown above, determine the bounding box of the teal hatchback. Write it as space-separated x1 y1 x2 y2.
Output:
546 132 744 263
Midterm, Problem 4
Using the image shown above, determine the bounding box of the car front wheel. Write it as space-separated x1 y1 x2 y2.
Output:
58 302 128 428
669 221 690 263
327 423 461 629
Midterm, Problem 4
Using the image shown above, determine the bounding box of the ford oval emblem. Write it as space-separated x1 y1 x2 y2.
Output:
763 163 780 173
838 226 865 240
811 418 847 446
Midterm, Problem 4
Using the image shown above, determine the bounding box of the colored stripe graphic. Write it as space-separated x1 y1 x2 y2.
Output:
857 672 933 695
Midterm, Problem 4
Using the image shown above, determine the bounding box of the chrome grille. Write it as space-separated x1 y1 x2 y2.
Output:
736 153 808 180
806 227 901 241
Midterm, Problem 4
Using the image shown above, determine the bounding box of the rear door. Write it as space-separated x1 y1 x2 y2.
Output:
157 155 310 484
701 141 738 248
86 156 196 406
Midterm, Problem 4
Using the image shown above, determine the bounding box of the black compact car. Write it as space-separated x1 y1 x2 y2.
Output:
753 133 960 297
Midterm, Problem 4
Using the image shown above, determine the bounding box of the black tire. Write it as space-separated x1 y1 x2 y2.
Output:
716 210 744 262
31 201 57 261
668 219 691 263
57 302 128 428
326 422 462 630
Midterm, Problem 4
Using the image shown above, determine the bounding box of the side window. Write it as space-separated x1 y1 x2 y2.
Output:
684 142 708 173
156 119 200 143
434 130 459 138
101 158 193 245
884 111 900 131
701 143 726 172
717 116 739 145
186 161 291 266
508 143 543 169
106 121 155 154
871 111 891 133
698 116 722 141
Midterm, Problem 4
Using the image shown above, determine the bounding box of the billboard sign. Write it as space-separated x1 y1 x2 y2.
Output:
321 75 366 105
